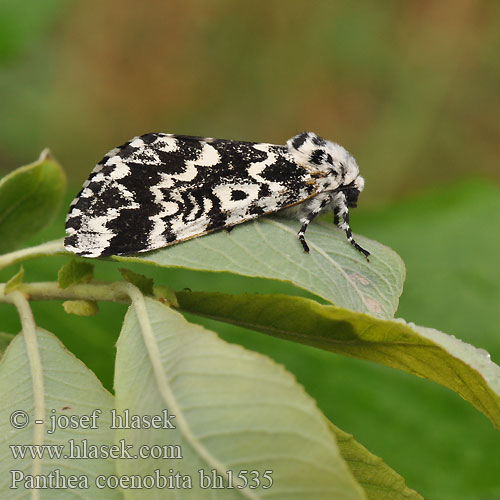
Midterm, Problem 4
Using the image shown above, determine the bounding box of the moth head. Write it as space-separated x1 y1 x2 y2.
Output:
287 132 360 185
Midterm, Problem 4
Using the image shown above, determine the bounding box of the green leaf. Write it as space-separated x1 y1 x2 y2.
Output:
4 265 24 294
0 332 14 358
63 300 99 316
118 267 154 296
0 329 120 498
0 150 66 254
58 259 94 288
115 295 366 499
176 291 500 429
115 218 405 319
328 421 423 500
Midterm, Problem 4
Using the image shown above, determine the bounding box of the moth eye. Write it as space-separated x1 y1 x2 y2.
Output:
230 189 248 201
345 187 360 207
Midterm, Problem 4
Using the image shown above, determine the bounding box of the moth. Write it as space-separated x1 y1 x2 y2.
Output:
65 132 369 258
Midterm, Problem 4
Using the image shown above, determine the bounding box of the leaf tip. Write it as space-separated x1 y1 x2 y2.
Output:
38 148 53 162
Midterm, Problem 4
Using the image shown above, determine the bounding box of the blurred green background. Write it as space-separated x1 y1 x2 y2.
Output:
1 1 499 499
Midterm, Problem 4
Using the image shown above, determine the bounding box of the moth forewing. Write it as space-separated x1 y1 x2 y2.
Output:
65 132 369 258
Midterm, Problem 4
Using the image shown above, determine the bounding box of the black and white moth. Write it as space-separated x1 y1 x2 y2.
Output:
65 132 369 258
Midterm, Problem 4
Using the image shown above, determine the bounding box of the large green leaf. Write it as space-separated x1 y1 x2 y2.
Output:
175 291 500 429
115 295 366 499
0 151 66 254
115 218 405 319
0 329 121 499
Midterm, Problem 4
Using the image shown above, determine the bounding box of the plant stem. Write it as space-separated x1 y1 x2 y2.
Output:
0 281 132 304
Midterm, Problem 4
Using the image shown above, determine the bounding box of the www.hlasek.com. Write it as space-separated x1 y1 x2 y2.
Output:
8 408 273 491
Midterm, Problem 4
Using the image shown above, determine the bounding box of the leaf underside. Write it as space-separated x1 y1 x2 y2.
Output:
115 217 405 320
0 329 119 498
115 296 366 499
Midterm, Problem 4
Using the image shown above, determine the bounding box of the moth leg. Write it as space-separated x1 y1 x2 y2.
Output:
333 205 341 226
298 195 331 253
335 192 370 259
224 226 234 234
